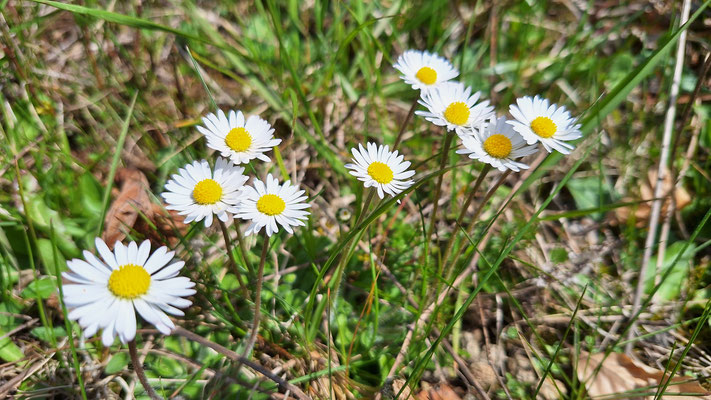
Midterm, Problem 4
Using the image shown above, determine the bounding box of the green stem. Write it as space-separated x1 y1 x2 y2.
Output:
440 164 491 275
392 98 419 151
241 230 269 359
446 170 511 282
425 131 455 252
218 220 248 294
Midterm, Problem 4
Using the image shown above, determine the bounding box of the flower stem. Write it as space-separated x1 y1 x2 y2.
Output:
446 170 511 281
241 230 269 359
234 222 255 279
218 220 248 294
392 97 419 151
440 164 491 273
425 131 455 248
128 340 162 400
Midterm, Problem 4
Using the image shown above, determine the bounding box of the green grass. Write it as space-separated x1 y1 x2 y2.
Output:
1 0 711 398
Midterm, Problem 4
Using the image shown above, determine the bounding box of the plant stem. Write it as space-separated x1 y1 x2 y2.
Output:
241 230 269 359
425 132 455 246
218 220 248 294
128 340 162 400
440 164 491 274
234 222 255 279
392 97 419 151
446 170 511 281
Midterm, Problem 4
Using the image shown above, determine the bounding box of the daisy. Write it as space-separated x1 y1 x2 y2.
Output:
162 157 248 227
507 95 582 154
457 116 539 172
197 109 282 165
416 81 495 136
235 174 310 237
63 238 195 346
393 50 459 91
345 142 416 199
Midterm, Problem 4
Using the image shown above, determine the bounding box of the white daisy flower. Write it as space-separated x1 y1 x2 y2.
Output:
457 116 539 172
416 81 495 136
235 174 311 237
161 157 248 227
345 142 416 199
393 50 459 91
63 238 196 346
507 95 582 154
197 109 282 165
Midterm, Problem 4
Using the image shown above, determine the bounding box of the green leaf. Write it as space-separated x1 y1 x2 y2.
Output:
0 327 24 362
104 352 130 374
36 239 65 275
20 277 56 300
644 241 696 301
30 326 66 343
566 177 608 220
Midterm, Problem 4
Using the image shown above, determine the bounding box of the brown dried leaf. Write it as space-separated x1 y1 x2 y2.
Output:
415 384 462 400
102 168 153 246
577 352 711 399
611 168 691 227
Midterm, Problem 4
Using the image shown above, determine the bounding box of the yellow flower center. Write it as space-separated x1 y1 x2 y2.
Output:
483 134 513 159
367 161 394 184
257 194 286 216
192 179 222 205
108 264 150 300
225 127 252 152
415 66 437 85
530 116 557 138
443 102 470 126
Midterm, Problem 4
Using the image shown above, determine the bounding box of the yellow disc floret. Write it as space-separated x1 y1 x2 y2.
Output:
108 264 150 299
367 161 394 184
225 127 252 152
530 116 557 138
443 102 470 126
483 134 513 159
415 67 437 85
257 194 286 216
192 179 223 205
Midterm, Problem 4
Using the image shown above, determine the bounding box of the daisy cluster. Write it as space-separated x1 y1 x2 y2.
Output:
64 108 311 347
396 49 582 172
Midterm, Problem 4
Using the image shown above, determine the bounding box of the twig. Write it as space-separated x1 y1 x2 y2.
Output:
627 0 691 354
171 327 310 400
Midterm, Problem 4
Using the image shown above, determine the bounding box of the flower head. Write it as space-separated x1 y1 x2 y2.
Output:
198 109 282 165
345 142 416 199
235 174 310 237
393 50 459 91
457 116 539 172
162 157 248 227
416 82 495 136
507 95 582 154
63 238 195 346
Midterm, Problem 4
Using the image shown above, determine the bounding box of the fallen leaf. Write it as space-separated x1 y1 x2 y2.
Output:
102 168 153 246
416 384 462 400
577 352 711 399
612 169 690 227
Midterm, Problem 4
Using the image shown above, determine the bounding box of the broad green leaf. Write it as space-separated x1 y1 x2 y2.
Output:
0 327 24 362
644 241 696 301
104 352 130 374
30 326 66 343
20 277 56 300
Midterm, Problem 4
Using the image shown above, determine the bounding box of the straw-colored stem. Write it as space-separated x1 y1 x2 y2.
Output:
128 340 162 400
